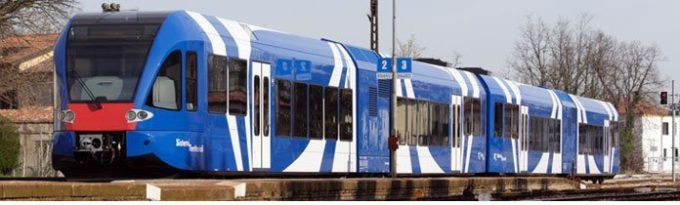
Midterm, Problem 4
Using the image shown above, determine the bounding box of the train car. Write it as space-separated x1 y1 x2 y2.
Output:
391 62 487 175
51 10 619 180
477 74 619 181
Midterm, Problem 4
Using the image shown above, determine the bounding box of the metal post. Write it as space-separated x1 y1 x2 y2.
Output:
389 0 398 178
670 80 676 181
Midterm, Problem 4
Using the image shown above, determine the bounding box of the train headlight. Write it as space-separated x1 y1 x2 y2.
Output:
126 110 137 122
137 110 149 120
60 110 75 123
126 109 154 123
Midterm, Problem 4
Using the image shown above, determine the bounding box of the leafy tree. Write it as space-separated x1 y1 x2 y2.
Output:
0 115 19 175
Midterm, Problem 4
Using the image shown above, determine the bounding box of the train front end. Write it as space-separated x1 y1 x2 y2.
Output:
51 12 178 177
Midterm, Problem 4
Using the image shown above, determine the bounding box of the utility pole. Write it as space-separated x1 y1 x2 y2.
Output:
389 0 398 178
672 80 676 182
369 0 379 52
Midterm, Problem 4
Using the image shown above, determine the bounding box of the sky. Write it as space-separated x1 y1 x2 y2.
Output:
80 0 680 92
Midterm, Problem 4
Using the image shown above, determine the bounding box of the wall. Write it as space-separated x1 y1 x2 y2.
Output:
640 115 680 173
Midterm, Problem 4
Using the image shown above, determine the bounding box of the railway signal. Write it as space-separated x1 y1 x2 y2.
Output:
661 91 668 105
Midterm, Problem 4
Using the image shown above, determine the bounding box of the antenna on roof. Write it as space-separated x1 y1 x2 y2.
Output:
102 2 121 12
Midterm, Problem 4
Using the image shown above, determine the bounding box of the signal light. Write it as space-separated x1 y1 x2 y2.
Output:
661 91 668 105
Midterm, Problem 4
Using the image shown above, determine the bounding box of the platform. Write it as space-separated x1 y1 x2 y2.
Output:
0 177 580 200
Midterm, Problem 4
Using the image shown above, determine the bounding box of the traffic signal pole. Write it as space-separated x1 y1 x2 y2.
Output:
672 80 676 182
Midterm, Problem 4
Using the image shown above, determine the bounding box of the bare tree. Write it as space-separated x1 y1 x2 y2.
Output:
508 14 664 172
396 35 425 58
0 0 79 38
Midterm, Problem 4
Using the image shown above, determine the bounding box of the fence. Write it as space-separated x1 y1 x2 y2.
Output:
10 122 60 177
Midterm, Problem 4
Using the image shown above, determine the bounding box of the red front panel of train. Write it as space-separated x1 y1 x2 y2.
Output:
66 103 135 131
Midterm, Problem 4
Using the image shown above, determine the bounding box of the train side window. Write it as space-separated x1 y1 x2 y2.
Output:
505 104 520 139
494 103 504 137
408 99 418 145
441 103 450 146
148 50 182 110
292 82 308 138
228 58 247 115
324 87 338 140
309 84 323 139
339 89 353 141
207 55 227 113
430 103 440 146
418 101 429 145
186 51 197 111
463 98 472 136
276 79 292 137
472 98 482 136
396 97 408 145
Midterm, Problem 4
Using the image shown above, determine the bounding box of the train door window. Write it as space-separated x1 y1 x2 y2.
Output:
186 51 197 111
148 50 181 110
309 84 323 139
276 79 292 137
578 124 586 154
662 122 669 135
453 104 460 148
254 76 260 136
408 99 418 145
664 148 668 159
263 76 270 136
324 87 338 140
494 103 504 137
208 55 227 113
339 89 353 141
292 82 308 138
228 58 247 115
396 98 408 145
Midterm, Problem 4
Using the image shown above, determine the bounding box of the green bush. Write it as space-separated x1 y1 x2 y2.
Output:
0 116 19 175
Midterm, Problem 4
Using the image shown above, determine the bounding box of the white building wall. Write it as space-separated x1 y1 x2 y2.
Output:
640 115 680 173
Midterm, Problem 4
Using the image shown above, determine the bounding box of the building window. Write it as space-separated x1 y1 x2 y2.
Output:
208 55 227 113
0 90 18 109
662 122 669 135
147 51 181 110
228 58 247 115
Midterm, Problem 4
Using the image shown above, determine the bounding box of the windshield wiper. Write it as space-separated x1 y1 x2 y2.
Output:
69 69 103 110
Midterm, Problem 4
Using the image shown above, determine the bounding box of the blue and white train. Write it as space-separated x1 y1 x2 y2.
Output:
51 11 620 181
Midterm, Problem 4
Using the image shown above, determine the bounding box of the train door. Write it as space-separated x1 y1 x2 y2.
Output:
251 61 271 170
603 120 610 173
519 106 529 173
451 95 463 173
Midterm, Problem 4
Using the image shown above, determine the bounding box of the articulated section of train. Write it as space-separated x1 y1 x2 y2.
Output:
51 10 620 180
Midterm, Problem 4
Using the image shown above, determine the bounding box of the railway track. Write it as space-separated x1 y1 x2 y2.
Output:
0 177 65 182
491 187 680 201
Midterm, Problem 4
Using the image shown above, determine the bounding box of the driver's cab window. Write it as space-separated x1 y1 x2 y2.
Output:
147 50 182 110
